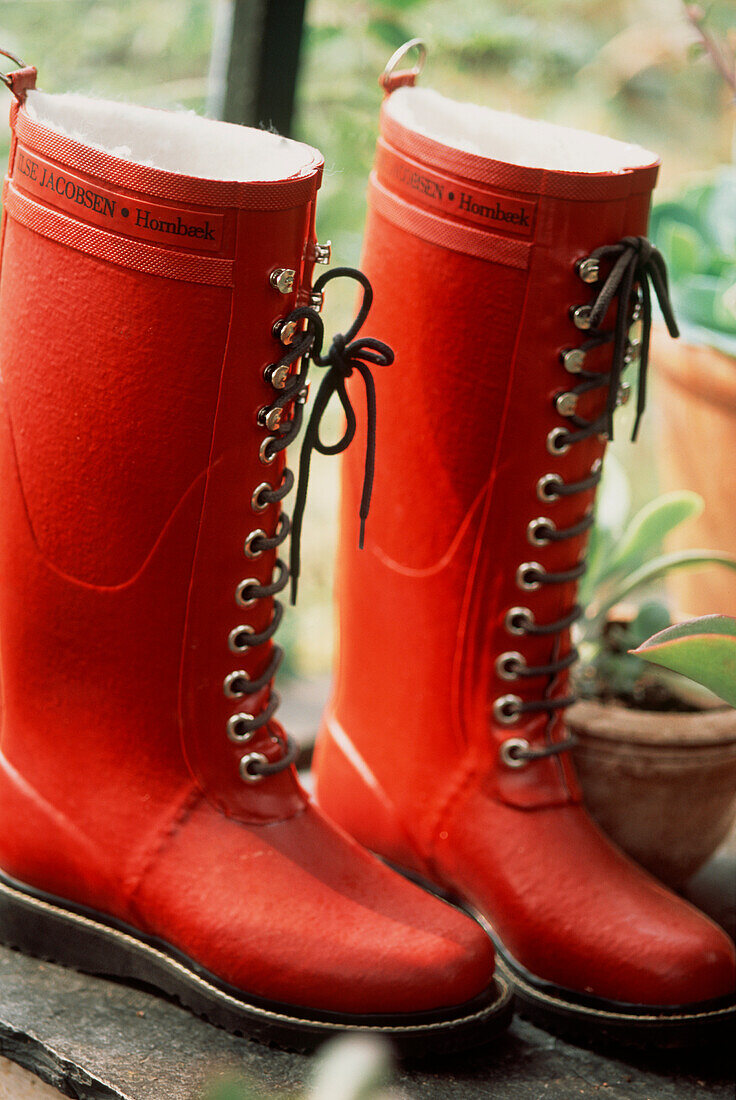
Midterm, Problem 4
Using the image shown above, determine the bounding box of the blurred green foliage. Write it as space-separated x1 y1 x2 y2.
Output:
1 0 732 268
650 169 736 355
297 0 734 267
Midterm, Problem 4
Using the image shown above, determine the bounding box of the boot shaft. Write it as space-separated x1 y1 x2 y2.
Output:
0 84 323 846
329 81 664 827
320 59 736 1033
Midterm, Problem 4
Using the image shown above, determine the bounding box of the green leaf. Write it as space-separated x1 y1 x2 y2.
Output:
578 523 616 607
668 225 705 279
596 491 703 584
677 274 736 335
655 222 710 284
633 615 736 707
650 200 707 242
704 168 736 257
595 549 736 620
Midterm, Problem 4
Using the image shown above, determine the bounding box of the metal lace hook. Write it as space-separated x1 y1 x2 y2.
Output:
379 38 427 95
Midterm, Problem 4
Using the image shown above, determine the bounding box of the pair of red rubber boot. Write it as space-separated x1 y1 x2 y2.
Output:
0 46 732 1056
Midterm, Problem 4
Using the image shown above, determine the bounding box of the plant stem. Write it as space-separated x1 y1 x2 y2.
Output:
684 3 736 98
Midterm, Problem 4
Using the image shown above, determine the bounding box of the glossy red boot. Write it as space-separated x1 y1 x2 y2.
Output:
0 54 512 1054
314 45 736 1047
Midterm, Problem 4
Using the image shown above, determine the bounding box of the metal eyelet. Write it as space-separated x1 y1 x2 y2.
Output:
235 578 259 608
270 268 295 294
309 289 324 312
527 517 556 546
496 651 526 681
617 382 631 408
571 304 592 331
576 257 600 284
537 473 564 502
258 406 282 431
560 348 586 374
239 751 268 784
259 436 277 465
499 737 531 768
251 482 272 513
493 695 522 726
547 427 571 456
227 712 256 743
224 671 250 699
505 606 534 636
228 625 254 653
244 529 267 559
264 362 290 390
517 561 544 591
555 392 577 417
273 318 298 345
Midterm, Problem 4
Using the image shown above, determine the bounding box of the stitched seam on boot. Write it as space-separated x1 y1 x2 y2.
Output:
423 756 482 871
125 782 203 923
176 239 236 799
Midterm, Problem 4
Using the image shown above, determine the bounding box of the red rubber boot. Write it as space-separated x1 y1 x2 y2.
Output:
0 55 512 1054
314 46 736 1046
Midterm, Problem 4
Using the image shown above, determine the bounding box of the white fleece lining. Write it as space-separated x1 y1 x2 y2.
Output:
386 87 656 174
25 90 319 182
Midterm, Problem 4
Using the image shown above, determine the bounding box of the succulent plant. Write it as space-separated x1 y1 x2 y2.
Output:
633 613 736 707
574 457 736 706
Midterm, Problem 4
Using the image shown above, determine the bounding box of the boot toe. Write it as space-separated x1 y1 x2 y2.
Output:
135 797 496 1017
652 916 736 1005
440 795 736 1009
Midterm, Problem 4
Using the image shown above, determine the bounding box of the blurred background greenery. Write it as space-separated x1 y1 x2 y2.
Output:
0 0 732 677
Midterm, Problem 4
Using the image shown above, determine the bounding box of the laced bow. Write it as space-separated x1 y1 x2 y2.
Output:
289 267 393 600
229 266 391 782
494 234 680 759
586 236 679 441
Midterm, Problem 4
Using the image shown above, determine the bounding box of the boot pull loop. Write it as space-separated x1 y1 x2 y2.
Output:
379 38 427 96
0 49 37 104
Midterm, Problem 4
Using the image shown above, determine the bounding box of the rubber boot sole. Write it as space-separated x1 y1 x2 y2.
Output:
481 917 735 1050
0 870 513 1057
387 862 736 1049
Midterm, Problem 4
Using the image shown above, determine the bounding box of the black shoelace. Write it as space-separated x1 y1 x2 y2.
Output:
238 267 392 780
565 235 679 444
501 236 678 763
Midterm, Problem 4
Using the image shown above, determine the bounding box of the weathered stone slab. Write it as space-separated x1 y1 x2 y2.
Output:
0 943 732 1100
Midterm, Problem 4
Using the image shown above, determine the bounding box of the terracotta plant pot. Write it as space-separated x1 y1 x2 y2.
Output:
567 699 736 888
653 331 736 618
